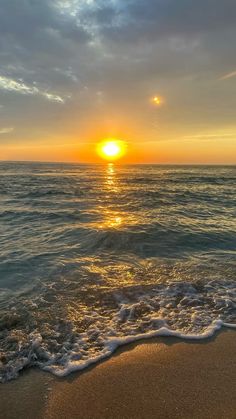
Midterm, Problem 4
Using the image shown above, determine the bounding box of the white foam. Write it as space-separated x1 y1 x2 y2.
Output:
42 320 236 378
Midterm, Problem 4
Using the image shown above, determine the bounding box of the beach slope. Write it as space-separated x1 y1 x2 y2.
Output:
1 329 236 419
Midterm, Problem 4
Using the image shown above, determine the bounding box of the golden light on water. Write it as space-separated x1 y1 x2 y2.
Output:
97 139 127 161
96 163 124 229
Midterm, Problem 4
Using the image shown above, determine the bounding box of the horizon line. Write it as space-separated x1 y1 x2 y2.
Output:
0 160 235 166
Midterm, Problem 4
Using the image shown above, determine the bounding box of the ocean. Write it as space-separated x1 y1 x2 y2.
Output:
0 162 235 382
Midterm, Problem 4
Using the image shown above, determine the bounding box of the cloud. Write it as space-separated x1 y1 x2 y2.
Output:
0 0 91 94
184 132 236 141
220 70 236 80
0 127 14 135
80 0 236 43
0 75 66 103
0 0 236 150
0 0 90 44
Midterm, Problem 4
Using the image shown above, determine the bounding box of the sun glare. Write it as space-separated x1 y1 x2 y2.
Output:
97 139 126 161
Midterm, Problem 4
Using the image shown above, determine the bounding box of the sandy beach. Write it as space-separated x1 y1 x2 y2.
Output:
1 329 236 419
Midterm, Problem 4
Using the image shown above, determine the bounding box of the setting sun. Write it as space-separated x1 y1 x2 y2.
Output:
97 139 126 161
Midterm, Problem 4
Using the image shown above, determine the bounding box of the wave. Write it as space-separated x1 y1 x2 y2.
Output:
1 319 236 382
0 209 87 223
21 189 79 198
80 227 236 257
43 321 236 378
1 272 236 382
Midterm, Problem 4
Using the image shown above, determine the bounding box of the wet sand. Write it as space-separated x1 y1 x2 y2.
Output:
1 329 236 419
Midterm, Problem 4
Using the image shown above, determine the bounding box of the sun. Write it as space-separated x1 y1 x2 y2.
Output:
103 142 120 157
97 139 126 161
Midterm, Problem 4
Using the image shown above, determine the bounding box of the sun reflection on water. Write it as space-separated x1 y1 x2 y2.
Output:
105 163 118 192
98 164 124 229
102 212 123 229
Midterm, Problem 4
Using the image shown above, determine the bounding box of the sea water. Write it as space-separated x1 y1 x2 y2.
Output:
0 163 235 382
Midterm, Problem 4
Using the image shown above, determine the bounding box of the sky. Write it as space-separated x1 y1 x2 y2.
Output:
0 0 236 163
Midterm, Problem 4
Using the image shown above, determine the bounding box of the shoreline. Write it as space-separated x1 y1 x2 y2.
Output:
1 328 236 419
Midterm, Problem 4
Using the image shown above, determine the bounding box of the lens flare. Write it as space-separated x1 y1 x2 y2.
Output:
151 95 164 106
